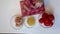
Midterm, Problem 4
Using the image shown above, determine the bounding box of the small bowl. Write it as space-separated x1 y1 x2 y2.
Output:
24 15 36 28
10 14 23 30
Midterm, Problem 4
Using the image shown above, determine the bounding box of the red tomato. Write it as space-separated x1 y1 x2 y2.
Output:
39 18 44 23
44 21 53 27
48 14 54 21
44 18 49 23
42 12 48 18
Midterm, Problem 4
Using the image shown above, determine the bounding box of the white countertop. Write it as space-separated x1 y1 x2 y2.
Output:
0 0 60 34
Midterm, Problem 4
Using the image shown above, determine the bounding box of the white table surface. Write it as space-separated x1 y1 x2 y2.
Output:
0 0 60 34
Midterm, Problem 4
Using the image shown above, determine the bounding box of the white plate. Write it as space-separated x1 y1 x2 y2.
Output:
38 13 55 28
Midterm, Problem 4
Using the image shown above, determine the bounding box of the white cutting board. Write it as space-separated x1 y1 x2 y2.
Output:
0 0 60 34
